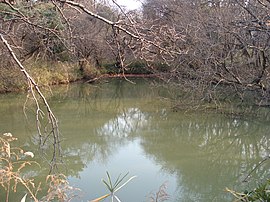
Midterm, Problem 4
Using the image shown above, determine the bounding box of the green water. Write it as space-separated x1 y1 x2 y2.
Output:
0 78 269 201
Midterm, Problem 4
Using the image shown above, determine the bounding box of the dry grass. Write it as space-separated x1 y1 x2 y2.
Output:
24 59 81 86
0 59 81 93
0 133 79 202
148 182 170 202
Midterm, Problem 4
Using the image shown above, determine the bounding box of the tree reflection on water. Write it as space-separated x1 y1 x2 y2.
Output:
0 79 269 201
138 110 270 201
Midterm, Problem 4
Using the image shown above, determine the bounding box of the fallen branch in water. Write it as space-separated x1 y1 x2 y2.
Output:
85 73 162 83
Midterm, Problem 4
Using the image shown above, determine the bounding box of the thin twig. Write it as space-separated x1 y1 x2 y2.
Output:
242 155 270 182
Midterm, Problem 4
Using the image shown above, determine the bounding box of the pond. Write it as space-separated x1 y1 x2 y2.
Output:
0 78 270 202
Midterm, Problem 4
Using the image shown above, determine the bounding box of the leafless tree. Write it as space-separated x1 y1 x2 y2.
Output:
1 0 270 172
142 0 270 105
0 0 185 170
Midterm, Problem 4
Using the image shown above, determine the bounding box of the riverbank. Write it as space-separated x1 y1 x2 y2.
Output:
0 59 161 93
0 60 81 93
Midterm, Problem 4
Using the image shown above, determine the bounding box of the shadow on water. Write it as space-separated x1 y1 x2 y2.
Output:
0 78 269 201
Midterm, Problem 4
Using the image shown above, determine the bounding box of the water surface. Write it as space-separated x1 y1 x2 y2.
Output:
0 79 269 201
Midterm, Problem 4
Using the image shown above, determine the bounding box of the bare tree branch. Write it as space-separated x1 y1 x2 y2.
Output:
0 33 61 172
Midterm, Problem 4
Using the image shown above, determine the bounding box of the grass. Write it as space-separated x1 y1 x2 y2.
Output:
227 179 270 202
25 59 81 86
0 132 78 202
0 66 26 93
91 171 136 202
0 59 81 93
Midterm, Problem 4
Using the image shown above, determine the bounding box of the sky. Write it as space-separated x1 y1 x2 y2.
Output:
115 0 142 10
